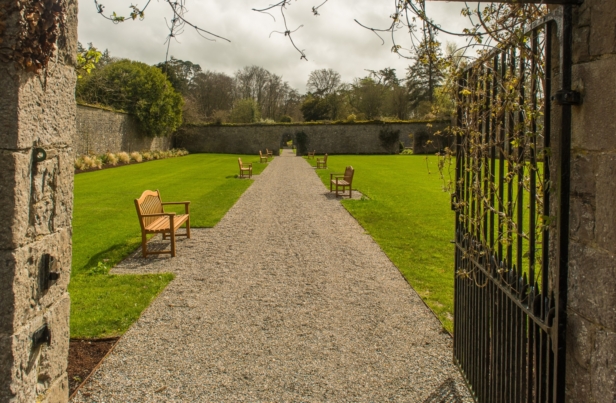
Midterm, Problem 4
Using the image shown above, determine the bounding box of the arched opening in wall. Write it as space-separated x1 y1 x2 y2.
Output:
281 132 294 149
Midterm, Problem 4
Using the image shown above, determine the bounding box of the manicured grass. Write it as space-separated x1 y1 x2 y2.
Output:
307 155 457 332
70 154 268 338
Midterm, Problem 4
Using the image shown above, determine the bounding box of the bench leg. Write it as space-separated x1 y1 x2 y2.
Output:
141 232 148 258
170 231 176 257
186 216 191 239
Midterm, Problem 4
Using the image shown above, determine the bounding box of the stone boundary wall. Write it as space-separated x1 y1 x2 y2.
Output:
75 105 171 155
175 121 452 156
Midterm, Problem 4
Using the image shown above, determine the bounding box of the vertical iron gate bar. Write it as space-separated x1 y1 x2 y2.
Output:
452 10 571 403
554 5 573 401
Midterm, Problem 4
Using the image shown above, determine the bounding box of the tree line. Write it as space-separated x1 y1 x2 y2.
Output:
76 40 457 137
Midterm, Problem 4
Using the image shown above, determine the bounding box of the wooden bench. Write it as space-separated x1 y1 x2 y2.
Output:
134 190 190 258
266 149 274 159
330 166 354 198
316 153 328 169
307 150 316 159
238 158 252 178
259 150 269 163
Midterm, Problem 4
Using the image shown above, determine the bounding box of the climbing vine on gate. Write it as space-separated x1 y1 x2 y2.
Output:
438 25 552 287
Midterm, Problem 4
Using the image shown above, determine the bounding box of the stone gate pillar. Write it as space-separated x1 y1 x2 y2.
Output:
0 0 77 401
565 0 616 401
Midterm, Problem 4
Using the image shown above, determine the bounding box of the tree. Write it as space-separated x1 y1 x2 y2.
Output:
76 42 102 78
156 57 202 95
232 65 299 121
367 68 409 120
405 26 446 114
229 98 261 123
306 68 341 96
349 77 384 120
300 94 330 121
76 59 183 137
189 71 234 121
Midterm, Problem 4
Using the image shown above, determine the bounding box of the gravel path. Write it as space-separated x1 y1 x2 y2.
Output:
72 150 472 402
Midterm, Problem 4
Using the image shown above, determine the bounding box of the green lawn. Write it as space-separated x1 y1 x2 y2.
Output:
307 155 457 332
70 154 268 338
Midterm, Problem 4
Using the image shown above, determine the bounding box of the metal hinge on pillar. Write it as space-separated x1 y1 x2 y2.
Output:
40 254 61 293
551 90 582 105
32 324 51 349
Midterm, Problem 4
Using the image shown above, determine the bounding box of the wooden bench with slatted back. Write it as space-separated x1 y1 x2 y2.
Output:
330 166 354 198
238 158 252 178
134 190 190 258
307 150 316 159
259 150 268 163
266 149 274 159
316 153 328 169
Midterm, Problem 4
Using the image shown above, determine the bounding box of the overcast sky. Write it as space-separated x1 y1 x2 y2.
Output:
78 1 472 92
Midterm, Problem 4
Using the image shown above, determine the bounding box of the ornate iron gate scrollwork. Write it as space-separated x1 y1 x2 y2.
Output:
452 7 575 403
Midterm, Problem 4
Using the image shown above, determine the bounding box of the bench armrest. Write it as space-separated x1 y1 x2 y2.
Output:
161 201 190 214
140 212 176 217
330 173 344 179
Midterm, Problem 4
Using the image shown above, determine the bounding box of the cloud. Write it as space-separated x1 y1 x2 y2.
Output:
78 0 472 92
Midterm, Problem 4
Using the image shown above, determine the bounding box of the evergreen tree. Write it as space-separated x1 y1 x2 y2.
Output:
406 25 446 114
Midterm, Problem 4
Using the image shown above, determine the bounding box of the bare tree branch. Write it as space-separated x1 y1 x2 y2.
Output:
253 1 308 60
93 0 230 64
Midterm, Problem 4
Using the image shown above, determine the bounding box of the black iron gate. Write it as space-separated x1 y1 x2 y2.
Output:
452 6 576 403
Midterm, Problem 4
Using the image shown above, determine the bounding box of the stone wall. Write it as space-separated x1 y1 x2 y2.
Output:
175 121 451 155
75 105 171 155
0 0 77 401
565 1 616 402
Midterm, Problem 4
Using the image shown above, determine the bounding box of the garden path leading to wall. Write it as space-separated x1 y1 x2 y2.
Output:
72 150 472 402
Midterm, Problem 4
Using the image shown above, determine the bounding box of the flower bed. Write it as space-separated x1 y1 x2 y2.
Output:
74 149 189 173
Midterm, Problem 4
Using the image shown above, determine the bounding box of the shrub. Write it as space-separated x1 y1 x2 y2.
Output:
117 152 130 164
346 114 357 122
279 115 292 123
378 126 401 154
83 156 103 169
74 157 87 170
76 60 184 137
142 151 154 161
82 155 94 168
130 152 143 163
105 152 118 166
295 131 308 155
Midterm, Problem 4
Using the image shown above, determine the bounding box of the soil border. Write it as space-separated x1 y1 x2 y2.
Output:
69 337 121 400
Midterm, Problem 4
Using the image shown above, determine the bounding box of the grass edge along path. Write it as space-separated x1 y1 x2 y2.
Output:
307 154 456 332
70 154 268 338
